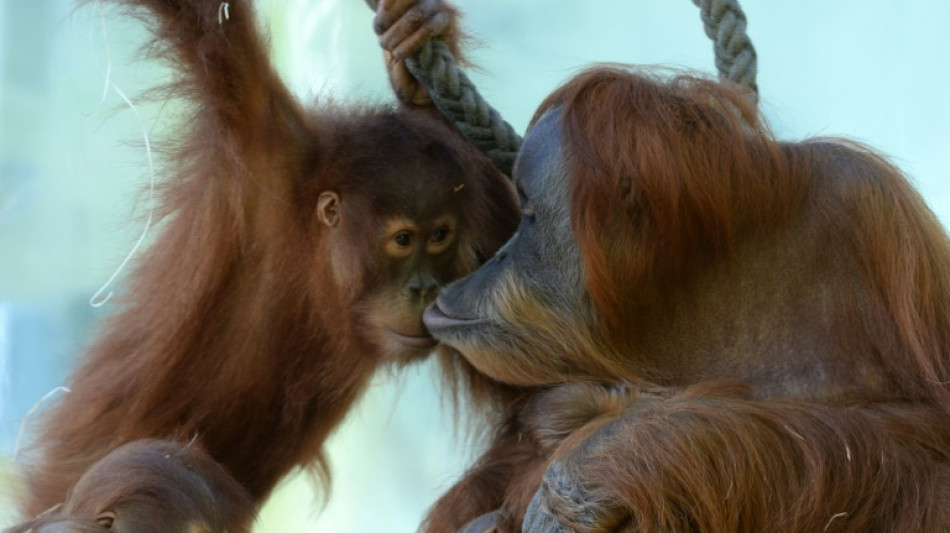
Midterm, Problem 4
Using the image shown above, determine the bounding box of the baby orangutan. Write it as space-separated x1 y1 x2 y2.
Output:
7 440 254 533
20 0 517 526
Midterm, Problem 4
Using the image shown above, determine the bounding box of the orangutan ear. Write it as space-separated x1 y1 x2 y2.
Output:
317 191 341 227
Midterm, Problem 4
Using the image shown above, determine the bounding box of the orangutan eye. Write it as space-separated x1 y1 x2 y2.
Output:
521 200 536 223
431 227 450 243
517 185 536 222
96 512 116 529
394 231 413 247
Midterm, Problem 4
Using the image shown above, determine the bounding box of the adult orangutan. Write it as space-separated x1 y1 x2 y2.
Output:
17 0 518 523
420 67 950 531
8 440 254 533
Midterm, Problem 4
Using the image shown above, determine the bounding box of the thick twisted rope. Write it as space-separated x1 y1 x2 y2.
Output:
363 0 758 176
363 0 521 176
692 0 758 101
404 39 522 176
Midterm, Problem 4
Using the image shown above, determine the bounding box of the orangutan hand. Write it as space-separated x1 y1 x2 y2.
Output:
372 0 461 106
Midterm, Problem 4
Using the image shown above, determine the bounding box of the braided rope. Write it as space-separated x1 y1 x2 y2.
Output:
365 0 521 176
363 0 521 176
363 0 759 175
692 0 759 101
403 40 521 175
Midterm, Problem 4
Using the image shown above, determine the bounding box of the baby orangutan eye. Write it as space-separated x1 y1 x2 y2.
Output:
96 512 116 529
394 231 413 247
431 226 450 243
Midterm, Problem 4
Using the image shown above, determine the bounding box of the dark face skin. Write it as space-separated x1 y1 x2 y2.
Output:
423 110 602 384
423 96 900 401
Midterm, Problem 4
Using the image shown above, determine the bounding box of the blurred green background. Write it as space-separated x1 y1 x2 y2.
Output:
1 0 948 531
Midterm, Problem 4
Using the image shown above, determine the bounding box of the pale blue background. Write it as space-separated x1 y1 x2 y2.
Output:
1 1 948 531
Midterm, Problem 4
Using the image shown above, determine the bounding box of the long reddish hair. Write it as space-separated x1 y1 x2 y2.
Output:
535 66 950 409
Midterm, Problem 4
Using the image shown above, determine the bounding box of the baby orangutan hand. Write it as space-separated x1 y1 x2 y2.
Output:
372 0 462 106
